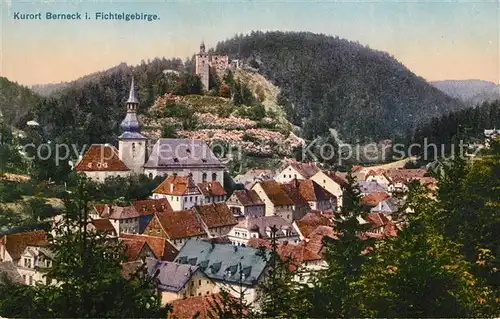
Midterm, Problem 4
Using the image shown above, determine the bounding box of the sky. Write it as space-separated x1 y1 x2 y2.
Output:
1 0 499 86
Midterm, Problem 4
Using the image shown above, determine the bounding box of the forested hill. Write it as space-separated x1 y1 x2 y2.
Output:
215 31 463 141
0 77 41 127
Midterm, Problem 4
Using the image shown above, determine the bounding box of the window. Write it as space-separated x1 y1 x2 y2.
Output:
190 196 193 202
149 173 153 179
199 280 201 285
24 258 32 268
184 197 187 202
289 175 291 178
212 173 217 182
176 197 179 202
202 173 207 182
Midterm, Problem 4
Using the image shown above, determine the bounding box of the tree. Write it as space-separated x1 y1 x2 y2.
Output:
357 182 498 317
0 176 165 318
301 168 374 317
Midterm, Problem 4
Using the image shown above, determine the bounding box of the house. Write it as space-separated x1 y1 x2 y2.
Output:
286 179 335 212
310 171 347 209
365 168 428 193
101 205 141 235
361 192 391 209
120 234 178 261
132 198 173 233
275 161 320 183
193 203 238 237
225 189 265 220
120 238 157 262
16 245 55 286
197 181 226 204
362 213 398 239
233 169 274 189
89 219 117 237
152 175 202 211
74 144 131 182
146 259 216 306
227 216 300 246
249 225 336 282
485 128 500 148
174 239 270 306
0 230 48 263
143 139 225 186
142 210 207 250
292 211 334 240
251 180 295 221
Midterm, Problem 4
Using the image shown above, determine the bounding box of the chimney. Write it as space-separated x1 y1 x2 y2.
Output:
170 182 174 193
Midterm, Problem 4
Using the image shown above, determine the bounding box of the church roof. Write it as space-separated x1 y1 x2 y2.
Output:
74 144 130 172
144 139 224 169
127 77 139 104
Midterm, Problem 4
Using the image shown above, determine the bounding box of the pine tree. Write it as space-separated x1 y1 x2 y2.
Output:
302 168 374 317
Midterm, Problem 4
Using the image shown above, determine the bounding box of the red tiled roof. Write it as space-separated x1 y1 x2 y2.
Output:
229 189 264 206
197 182 226 197
385 168 427 182
258 180 294 206
294 211 334 238
293 179 334 202
365 213 398 238
155 210 206 240
93 204 106 217
361 192 390 207
194 203 237 229
133 198 173 216
168 293 242 319
120 238 147 261
90 219 115 233
153 175 201 196
120 234 178 261
74 144 129 172
1 230 48 261
289 162 320 178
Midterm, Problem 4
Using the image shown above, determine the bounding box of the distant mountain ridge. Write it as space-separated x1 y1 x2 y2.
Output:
430 79 500 106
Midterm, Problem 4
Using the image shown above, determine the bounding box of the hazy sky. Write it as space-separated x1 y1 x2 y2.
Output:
1 0 499 86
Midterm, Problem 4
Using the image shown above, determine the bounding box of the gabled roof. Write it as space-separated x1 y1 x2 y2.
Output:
361 192 390 207
1 230 48 261
146 259 199 292
106 205 140 220
155 210 206 240
320 171 348 186
153 175 201 196
132 198 173 216
228 189 264 207
256 180 294 206
74 144 130 172
121 239 148 261
294 211 334 238
194 203 237 229
175 240 269 286
291 179 334 202
371 197 404 214
197 181 226 197
144 139 224 169
120 234 178 261
385 168 427 182
90 219 115 233
288 162 320 178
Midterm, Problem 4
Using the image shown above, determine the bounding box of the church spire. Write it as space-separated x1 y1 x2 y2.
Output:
127 76 139 104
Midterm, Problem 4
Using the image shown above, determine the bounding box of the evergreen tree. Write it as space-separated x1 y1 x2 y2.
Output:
301 169 374 317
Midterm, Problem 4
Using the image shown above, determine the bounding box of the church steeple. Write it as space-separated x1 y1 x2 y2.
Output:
120 76 143 134
200 40 206 54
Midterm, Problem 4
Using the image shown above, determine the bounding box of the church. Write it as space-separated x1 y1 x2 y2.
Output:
75 78 226 186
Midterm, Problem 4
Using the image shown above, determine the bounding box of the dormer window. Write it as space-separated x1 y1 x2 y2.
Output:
87 163 92 168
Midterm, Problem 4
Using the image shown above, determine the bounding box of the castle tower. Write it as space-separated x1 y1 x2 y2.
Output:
195 41 210 91
118 77 147 174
